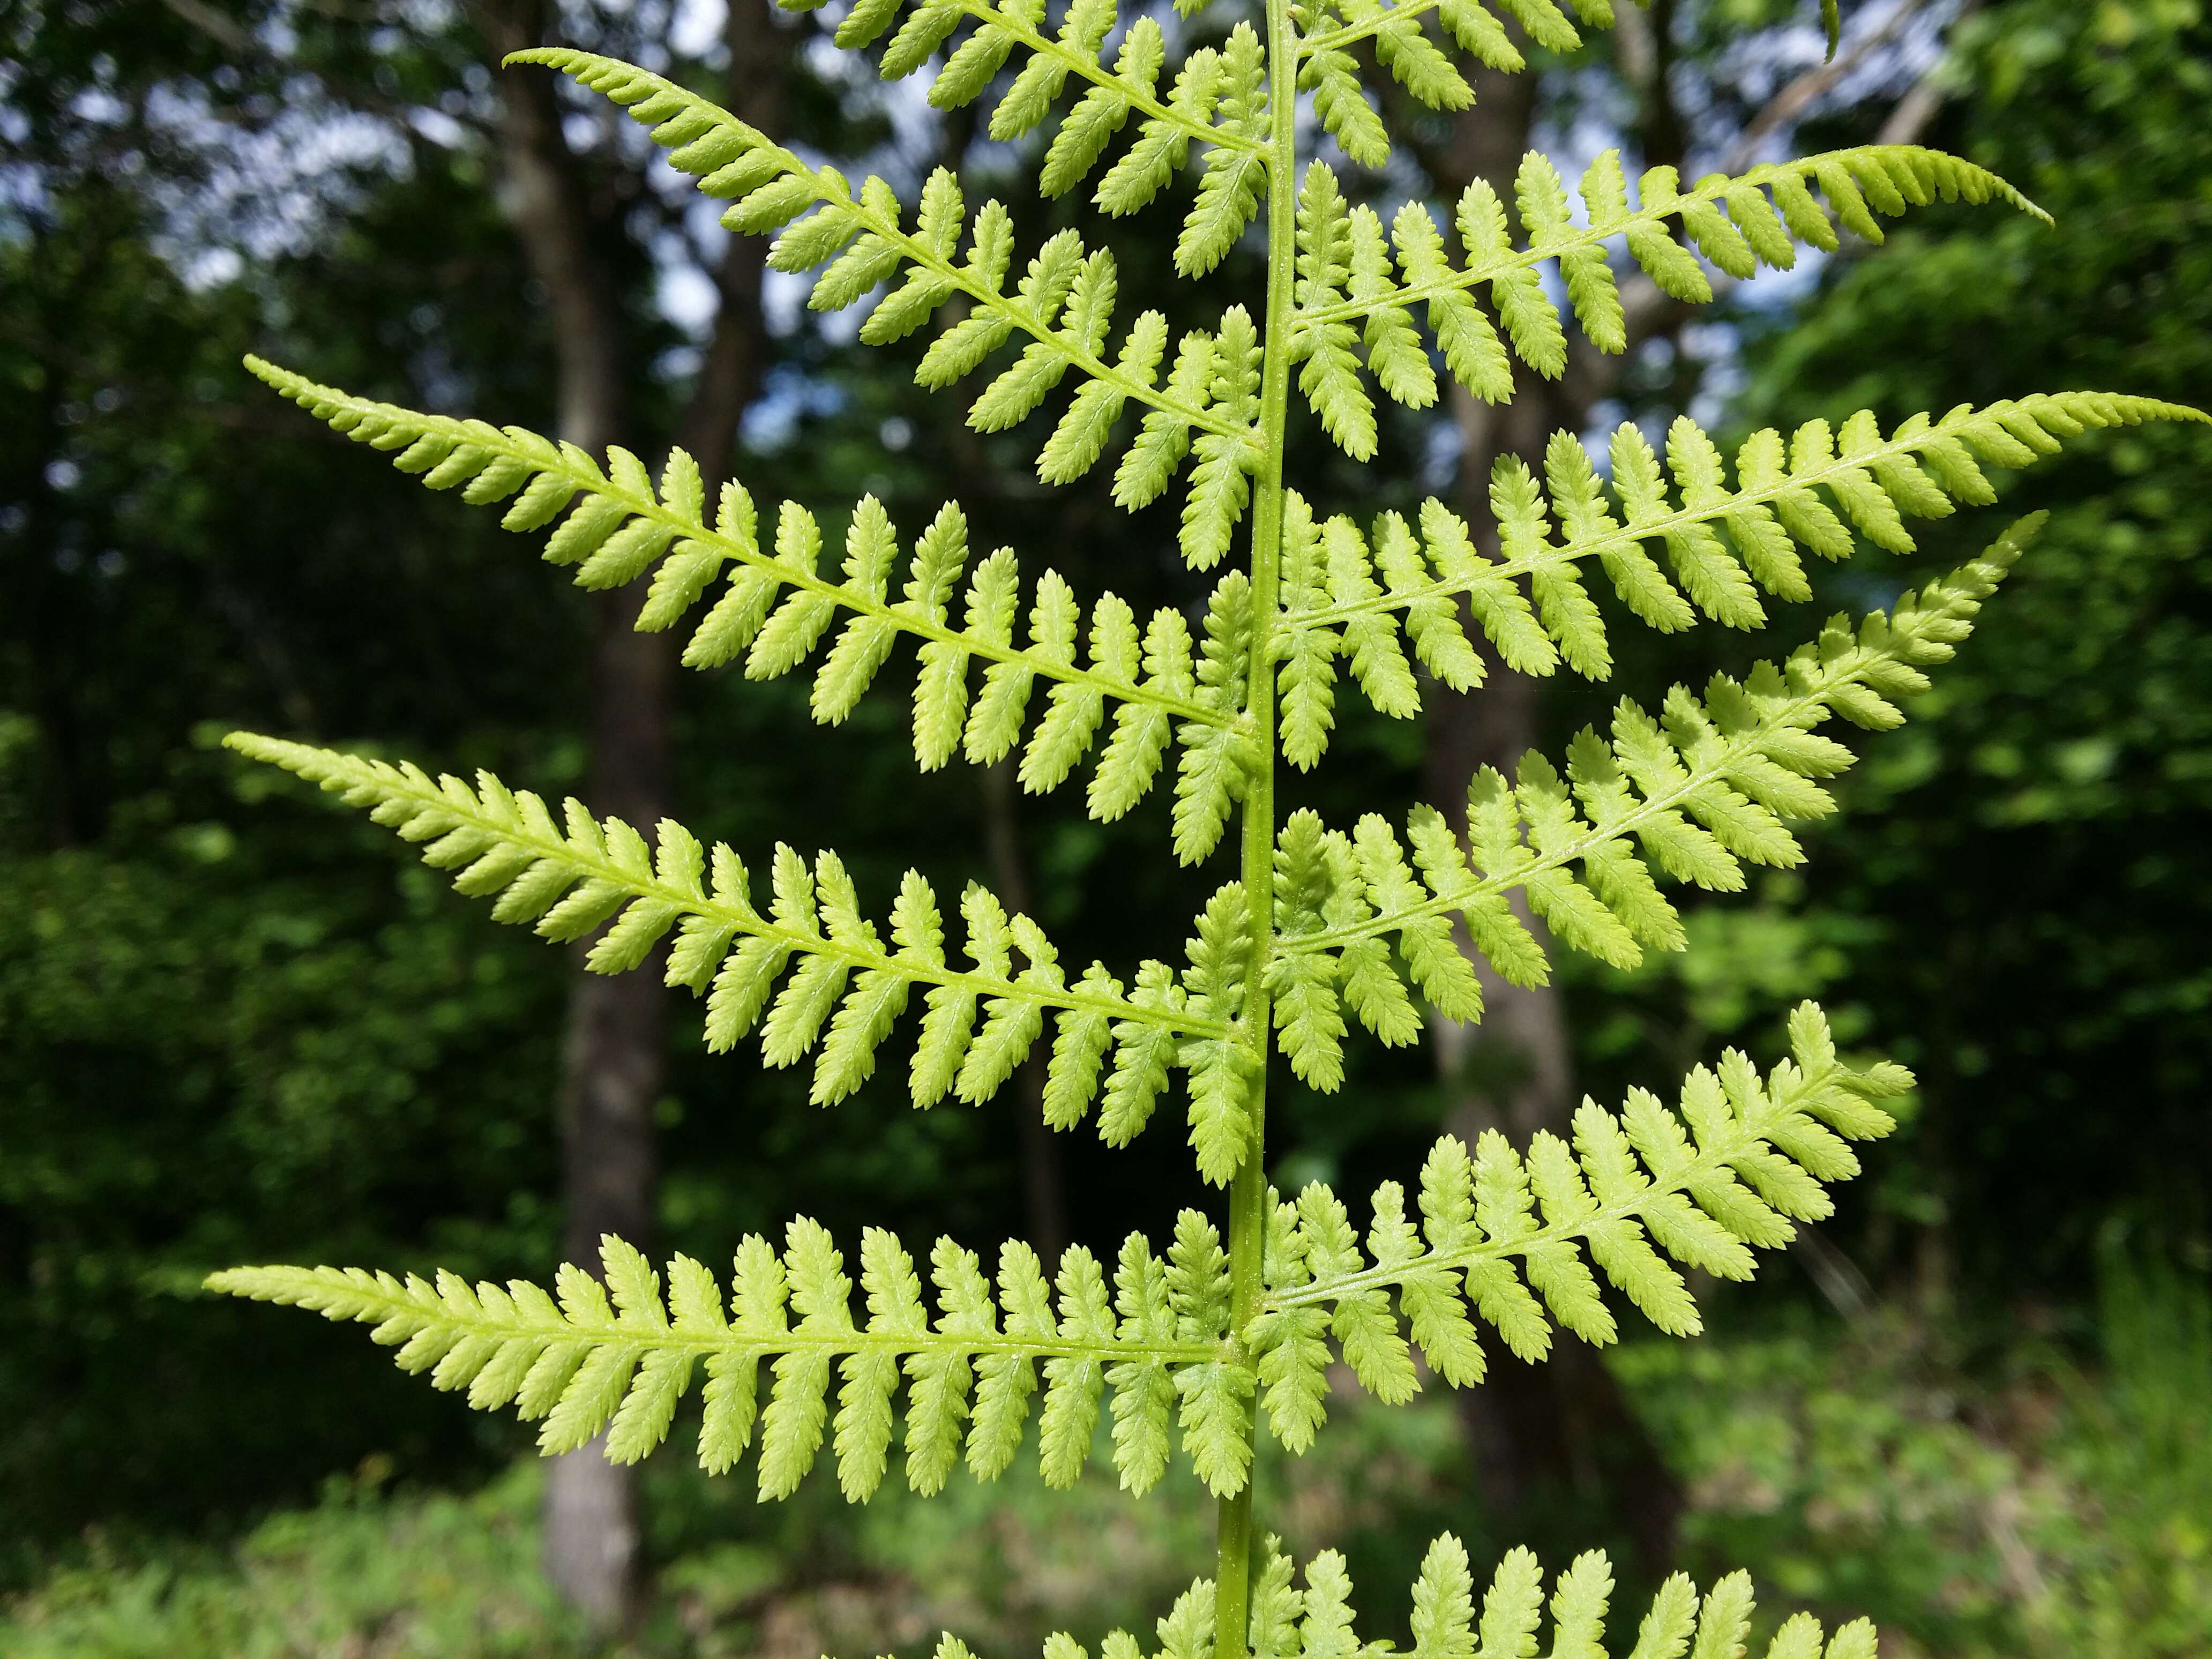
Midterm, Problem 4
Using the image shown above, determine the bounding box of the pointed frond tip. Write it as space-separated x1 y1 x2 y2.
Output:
1249 1003 1904 1434
1267 521 2041 1071
1290 145 2052 444
222 735 1286 1156
839 1536 1880 1659
243 355 1269 847
207 1214 1256 1499
494 50 1272 563
1301 0 1626 163
1275 396 2203 737
515 0 1269 176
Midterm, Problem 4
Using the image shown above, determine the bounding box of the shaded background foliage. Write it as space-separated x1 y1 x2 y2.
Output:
1 0 2207 1652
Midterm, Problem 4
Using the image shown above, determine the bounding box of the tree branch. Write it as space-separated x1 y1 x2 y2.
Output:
1722 0 1934 173
1877 0 1982 146
160 0 496 139
475 0 627 453
675 0 785 479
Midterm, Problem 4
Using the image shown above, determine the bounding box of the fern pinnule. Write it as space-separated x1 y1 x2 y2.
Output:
226 733 1247 1118
884 1533 1875 1659
1251 1001 1905 1438
212 1218 1242 1498
1290 145 2045 453
1299 0 1622 163
244 357 1272 853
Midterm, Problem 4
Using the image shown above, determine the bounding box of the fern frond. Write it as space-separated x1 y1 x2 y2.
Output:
886 1535 1879 1659
1302 0 1616 72
210 1219 1246 1497
1291 146 2042 438
1272 394 2199 758
199 3 2212 1646
511 50 1268 558
225 736 1239 1124
1297 0 1619 169
768 0 1265 185
246 358 1268 824
1272 519 2042 1036
1250 1004 1905 1427
1170 23 1270 279
1022 879 1271 1186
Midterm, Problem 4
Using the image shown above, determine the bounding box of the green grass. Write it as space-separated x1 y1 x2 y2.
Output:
0 1392 1461 1659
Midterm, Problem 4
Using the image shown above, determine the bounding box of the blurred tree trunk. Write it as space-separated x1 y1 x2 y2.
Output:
982 760 1071 1267
928 94 1068 1266
1416 28 1687 1577
11 218 113 847
1415 0 1955 1565
476 0 778 1627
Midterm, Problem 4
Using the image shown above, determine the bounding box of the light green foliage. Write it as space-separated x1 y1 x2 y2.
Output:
1266 518 2064 1079
244 361 1251 856
1289 146 2044 450
1613 1249 2212 1659
0 1467 584 1659
1250 1002 1907 1437
224 733 1260 1147
208 3 2204 1657
507 47 1271 568
1273 398 2191 718
212 1219 1234 1498
941 1537 1880 1659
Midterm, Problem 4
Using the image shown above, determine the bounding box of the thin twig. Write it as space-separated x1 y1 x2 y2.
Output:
1877 0 1984 145
1723 0 1934 173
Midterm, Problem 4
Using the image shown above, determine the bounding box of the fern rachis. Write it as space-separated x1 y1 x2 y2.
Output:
209 0 2205 1653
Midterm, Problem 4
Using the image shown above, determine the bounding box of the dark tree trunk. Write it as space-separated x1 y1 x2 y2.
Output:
981 760 1071 1267
475 0 654 1626
542 581 671 1628
1413 0 1955 1568
476 0 778 1626
1416 46 1687 1578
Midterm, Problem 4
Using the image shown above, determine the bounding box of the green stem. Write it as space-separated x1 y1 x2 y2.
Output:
1213 0 1301 1653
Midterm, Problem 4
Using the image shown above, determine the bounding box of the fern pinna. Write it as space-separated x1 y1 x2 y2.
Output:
210 0 2205 1650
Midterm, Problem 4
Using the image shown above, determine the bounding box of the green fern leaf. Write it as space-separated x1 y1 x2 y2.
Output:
1176 26 1269 279
879 1530 1874 1659
1295 143 2049 410
225 735 1232 1128
1267 517 2133 1019
211 14 2212 1640
1249 1003 1907 1407
211 1218 1230 1497
248 360 1252 822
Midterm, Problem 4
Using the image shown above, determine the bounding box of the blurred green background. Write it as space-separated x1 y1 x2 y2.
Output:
2 0 2207 1654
